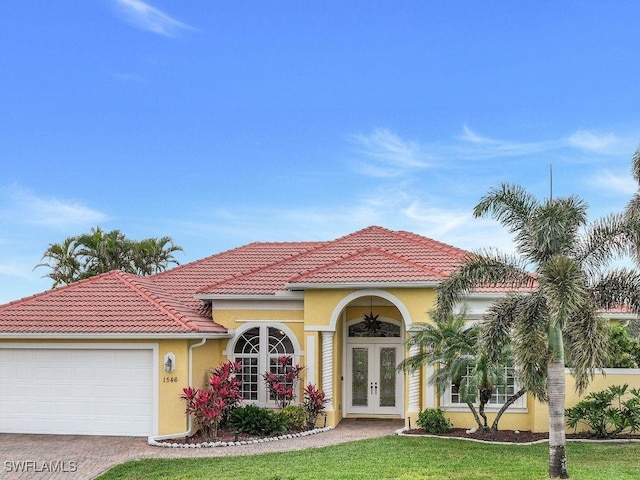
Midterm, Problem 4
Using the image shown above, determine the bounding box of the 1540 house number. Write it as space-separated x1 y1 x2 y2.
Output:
163 376 179 383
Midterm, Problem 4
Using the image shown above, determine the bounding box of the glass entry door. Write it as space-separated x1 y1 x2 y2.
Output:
346 343 403 415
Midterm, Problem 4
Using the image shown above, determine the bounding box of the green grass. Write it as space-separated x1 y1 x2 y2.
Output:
97 436 640 480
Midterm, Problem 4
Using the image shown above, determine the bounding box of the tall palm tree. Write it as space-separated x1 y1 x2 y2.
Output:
436 184 640 479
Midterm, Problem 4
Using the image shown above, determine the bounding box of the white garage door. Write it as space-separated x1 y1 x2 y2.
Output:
0 345 155 436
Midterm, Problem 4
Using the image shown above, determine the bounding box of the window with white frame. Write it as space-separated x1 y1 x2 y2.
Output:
445 365 524 408
232 325 297 404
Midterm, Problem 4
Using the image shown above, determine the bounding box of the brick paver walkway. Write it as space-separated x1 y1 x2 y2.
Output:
0 419 404 480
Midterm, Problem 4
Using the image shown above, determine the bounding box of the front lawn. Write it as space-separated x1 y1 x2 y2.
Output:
97 436 640 480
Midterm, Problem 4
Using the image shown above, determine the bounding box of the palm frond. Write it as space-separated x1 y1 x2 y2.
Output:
521 196 588 264
436 250 533 318
564 302 610 394
539 255 587 329
631 143 640 185
512 292 549 400
480 293 526 364
576 213 629 275
589 268 640 313
473 183 538 234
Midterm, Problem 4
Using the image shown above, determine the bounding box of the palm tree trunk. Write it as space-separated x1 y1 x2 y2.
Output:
491 387 526 431
466 402 483 430
547 326 569 479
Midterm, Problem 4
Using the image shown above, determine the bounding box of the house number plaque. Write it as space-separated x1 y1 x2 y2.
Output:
163 376 179 383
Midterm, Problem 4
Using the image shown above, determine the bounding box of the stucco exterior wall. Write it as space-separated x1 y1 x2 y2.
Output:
441 370 640 433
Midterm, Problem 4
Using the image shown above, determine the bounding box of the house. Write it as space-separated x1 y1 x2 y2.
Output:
0 225 638 437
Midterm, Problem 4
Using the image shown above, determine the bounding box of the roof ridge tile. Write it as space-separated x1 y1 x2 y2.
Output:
119 274 202 332
195 239 331 294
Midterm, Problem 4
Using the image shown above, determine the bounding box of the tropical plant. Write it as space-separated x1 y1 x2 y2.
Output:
435 183 640 479
566 384 640 438
399 311 525 431
133 236 184 275
280 405 307 430
181 361 242 438
606 324 640 368
35 226 183 285
230 405 289 437
34 236 82 287
416 408 452 434
302 383 327 429
263 355 305 408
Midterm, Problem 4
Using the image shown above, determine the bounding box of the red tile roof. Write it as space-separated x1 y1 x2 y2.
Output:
287 246 446 284
197 226 468 294
0 225 515 335
0 270 226 334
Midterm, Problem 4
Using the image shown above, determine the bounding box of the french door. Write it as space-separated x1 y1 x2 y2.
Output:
346 343 403 415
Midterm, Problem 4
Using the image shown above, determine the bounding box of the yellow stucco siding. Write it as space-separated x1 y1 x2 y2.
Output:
156 339 190 435
526 370 640 433
441 371 640 433
213 308 304 330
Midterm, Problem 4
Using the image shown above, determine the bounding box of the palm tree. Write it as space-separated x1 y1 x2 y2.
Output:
133 236 183 275
34 236 82 287
35 227 184 286
76 227 137 277
436 184 640 479
400 311 524 431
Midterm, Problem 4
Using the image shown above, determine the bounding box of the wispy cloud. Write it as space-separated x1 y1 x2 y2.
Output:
1 186 109 228
352 126 635 173
349 128 432 177
456 125 560 159
112 0 194 37
566 130 622 154
586 170 637 195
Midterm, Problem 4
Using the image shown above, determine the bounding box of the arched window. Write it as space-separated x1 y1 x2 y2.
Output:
232 325 297 404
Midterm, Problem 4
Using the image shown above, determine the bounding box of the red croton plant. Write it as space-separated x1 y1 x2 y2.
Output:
263 355 306 408
181 361 242 438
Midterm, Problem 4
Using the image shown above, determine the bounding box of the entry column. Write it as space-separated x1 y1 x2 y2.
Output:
407 328 422 427
321 331 334 411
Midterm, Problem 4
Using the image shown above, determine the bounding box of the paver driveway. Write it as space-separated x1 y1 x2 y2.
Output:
0 419 403 480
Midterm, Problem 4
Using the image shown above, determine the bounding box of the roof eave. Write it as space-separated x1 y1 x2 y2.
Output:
0 332 233 340
195 291 304 301
285 281 442 290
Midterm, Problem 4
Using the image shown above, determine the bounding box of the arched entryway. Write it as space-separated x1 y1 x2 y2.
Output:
327 290 411 418
345 315 404 415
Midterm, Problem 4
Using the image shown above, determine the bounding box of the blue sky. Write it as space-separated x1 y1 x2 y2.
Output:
2 1 640 303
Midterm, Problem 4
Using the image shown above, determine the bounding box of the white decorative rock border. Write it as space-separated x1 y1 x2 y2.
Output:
148 426 334 448
395 428 640 446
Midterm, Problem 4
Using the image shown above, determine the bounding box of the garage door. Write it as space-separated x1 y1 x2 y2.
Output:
0 345 155 436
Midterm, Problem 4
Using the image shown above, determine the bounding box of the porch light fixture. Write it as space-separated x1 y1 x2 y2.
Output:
164 352 176 373
363 296 380 335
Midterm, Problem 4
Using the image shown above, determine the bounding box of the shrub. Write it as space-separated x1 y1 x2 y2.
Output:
230 405 289 437
303 383 327 429
281 405 306 430
181 361 242 438
416 408 452 434
263 355 305 408
566 384 640 438
607 325 640 368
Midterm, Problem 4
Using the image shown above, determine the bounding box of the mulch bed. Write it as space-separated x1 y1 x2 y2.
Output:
174 427 640 445
403 428 640 443
174 427 308 445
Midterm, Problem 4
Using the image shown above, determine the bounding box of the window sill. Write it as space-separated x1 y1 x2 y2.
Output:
440 405 528 414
